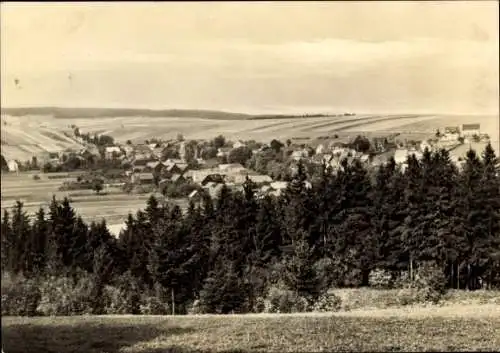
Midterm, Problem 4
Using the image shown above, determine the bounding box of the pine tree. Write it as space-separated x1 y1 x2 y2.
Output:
11 201 32 275
1 209 12 273
282 230 322 299
31 208 49 275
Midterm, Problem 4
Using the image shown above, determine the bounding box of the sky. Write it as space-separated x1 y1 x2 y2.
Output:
1 1 499 114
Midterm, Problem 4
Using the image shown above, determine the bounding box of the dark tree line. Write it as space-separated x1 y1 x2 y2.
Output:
2 144 499 314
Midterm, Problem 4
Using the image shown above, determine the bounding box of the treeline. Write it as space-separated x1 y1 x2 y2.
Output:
1 144 499 315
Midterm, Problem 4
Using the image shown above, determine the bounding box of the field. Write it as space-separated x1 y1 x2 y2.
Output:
0 172 158 235
2 303 500 352
2 113 498 162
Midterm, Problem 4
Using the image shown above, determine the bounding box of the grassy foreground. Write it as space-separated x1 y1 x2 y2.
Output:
2 305 500 353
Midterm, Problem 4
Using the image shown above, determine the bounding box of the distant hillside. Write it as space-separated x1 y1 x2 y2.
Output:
1 107 254 120
1 107 343 120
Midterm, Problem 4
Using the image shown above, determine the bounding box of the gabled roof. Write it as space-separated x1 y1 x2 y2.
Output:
146 161 161 169
219 163 245 170
105 146 121 153
136 172 154 180
462 123 480 130
171 173 184 182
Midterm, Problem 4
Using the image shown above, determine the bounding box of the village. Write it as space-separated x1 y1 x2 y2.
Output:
3 122 490 207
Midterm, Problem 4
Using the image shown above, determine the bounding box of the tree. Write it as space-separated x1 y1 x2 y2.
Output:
213 135 226 149
351 135 371 153
282 232 322 299
92 178 104 194
1 154 8 171
228 146 252 165
270 139 284 154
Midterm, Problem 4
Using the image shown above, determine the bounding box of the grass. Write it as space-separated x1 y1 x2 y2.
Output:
2 306 500 352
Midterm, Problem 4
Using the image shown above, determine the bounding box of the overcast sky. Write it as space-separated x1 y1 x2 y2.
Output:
1 2 498 114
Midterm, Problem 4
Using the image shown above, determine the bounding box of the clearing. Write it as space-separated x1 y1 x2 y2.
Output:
2 304 499 352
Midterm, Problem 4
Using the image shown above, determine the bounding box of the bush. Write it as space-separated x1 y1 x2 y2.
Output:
262 285 310 313
395 262 447 305
1 274 41 316
312 292 342 312
37 274 96 316
369 268 394 289
138 295 170 315
32 174 41 180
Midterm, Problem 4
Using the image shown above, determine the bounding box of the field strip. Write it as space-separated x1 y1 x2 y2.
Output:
340 115 438 132
324 115 432 133
299 115 385 132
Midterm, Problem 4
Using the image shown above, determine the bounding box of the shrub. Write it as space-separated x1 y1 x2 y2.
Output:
312 292 342 312
396 262 447 305
369 268 394 289
138 295 170 315
32 174 41 180
1 274 41 316
37 274 96 316
263 285 310 313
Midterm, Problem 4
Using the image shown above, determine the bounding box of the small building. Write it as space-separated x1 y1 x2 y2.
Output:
131 172 155 185
420 140 433 152
315 144 326 155
461 124 481 137
7 160 19 173
233 140 246 149
201 174 226 186
217 147 232 158
219 163 246 173
247 174 273 184
122 145 135 157
171 173 185 184
146 161 163 174
105 146 122 160
444 126 460 134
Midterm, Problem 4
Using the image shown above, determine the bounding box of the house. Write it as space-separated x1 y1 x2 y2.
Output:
131 172 155 185
247 174 273 184
441 126 460 142
444 126 460 135
201 174 226 186
105 146 122 160
217 147 232 158
219 163 246 173
171 173 185 184
122 145 135 157
146 161 163 174
461 123 481 137
7 160 19 173
420 140 433 152
233 140 246 149
291 150 308 161
315 144 326 155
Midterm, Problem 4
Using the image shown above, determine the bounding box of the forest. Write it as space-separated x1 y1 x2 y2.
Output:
1 144 499 316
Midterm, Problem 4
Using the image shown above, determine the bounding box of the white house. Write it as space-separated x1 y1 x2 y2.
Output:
461 124 480 137
315 144 326 155
233 140 246 149
420 140 433 152
7 160 19 173
105 146 122 159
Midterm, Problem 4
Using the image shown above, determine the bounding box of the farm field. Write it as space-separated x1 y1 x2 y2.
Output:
0 172 160 232
2 303 500 353
1 115 84 161
2 113 498 161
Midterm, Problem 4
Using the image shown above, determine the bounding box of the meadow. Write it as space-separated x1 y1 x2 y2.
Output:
2 303 500 353
0 172 154 234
